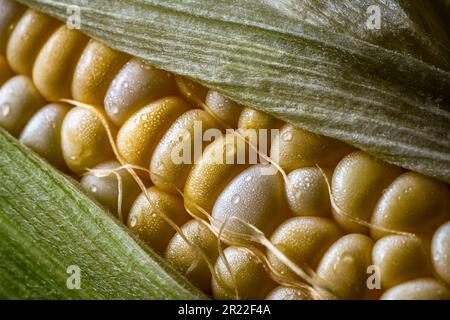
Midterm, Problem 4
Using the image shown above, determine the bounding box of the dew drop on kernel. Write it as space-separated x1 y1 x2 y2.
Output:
333 253 354 272
232 194 241 204
90 185 98 193
282 130 293 142
130 215 138 227
110 106 119 115
1 103 11 117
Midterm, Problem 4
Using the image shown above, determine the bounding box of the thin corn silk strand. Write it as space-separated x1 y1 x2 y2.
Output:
316 165 416 237
110 164 222 289
179 179 329 299
133 143 321 297
176 77 229 129
217 216 338 299
82 168 124 223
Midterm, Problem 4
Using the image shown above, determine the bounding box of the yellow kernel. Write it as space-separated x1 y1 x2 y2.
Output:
267 216 343 279
165 219 218 293
80 160 141 220
6 9 60 75
149 109 220 193
432 221 450 286
72 39 129 106
205 90 243 127
0 75 45 136
72 40 129 105
105 58 176 126
0 0 25 54
372 235 432 289
211 164 290 237
238 107 280 132
285 167 333 217
370 172 450 239
61 106 114 174
271 124 353 172
316 234 374 299
331 151 402 234
19 103 70 169
380 278 450 300
175 75 208 107
212 246 276 300
238 107 281 155
117 97 190 168
127 186 190 254
0 55 14 86
33 25 88 101
184 133 249 219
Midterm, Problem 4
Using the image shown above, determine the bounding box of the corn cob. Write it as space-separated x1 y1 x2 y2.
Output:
0 1 449 301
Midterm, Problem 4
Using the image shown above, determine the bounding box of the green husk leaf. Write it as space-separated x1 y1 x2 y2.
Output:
268 0 450 70
18 0 450 183
0 129 205 299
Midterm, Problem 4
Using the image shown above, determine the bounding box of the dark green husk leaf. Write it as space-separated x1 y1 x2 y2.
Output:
18 0 450 182
0 129 205 299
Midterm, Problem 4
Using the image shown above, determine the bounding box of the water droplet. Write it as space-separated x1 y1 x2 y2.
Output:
91 185 98 193
130 215 138 227
122 82 129 89
69 155 78 161
157 161 165 171
282 130 293 142
141 114 148 121
333 253 354 271
1 103 11 117
434 252 442 261
231 194 241 204
110 106 119 115
244 176 252 182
